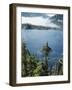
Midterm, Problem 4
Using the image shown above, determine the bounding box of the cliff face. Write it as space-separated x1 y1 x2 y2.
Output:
22 23 61 30
50 14 63 29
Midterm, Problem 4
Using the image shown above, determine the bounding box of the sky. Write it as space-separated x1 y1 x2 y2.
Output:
21 12 55 18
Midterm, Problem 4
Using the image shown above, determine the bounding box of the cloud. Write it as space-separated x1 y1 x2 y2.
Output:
21 12 47 17
21 12 56 18
46 14 56 17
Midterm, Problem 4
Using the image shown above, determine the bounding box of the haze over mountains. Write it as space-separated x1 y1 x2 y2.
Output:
21 12 63 30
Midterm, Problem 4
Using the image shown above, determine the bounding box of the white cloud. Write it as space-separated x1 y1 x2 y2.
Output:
46 14 56 17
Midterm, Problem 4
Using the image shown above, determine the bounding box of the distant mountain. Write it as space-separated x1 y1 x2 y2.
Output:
50 14 63 29
22 23 62 30
50 14 63 20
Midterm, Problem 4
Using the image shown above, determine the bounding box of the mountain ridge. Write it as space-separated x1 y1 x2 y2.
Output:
22 23 62 30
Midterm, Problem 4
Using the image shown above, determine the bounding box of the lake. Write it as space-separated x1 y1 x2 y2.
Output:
21 29 63 67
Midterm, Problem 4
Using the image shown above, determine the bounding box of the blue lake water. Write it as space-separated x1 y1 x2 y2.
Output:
21 29 63 66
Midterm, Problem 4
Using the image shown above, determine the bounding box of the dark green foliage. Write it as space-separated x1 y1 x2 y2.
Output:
21 41 42 77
